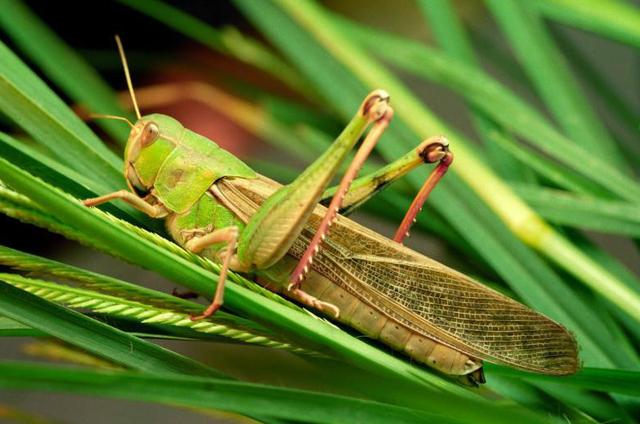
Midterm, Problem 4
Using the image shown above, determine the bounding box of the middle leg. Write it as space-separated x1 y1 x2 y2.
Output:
184 226 240 321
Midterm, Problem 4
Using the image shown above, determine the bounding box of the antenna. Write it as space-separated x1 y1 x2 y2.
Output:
89 113 134 128
115 35 141 119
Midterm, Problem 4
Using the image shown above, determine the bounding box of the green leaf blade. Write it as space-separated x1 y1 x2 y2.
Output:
0 281 224 378
0 0 132 144
485 0 627 171
0 362 552 424
534 0 640 48
0 40 123 191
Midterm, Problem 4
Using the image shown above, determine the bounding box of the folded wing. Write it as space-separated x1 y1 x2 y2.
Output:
220 176 579 375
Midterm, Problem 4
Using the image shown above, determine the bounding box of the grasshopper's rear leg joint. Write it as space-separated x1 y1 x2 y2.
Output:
417 136 453 166
361 89 391 121
186 226 240 321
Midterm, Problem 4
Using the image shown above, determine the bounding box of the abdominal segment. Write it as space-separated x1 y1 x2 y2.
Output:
258 258 483 379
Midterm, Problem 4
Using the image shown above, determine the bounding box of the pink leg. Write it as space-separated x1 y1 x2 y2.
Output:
393 141 453 243
288 106 394 291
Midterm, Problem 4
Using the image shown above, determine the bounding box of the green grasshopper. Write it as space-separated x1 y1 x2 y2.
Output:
85 37 578 385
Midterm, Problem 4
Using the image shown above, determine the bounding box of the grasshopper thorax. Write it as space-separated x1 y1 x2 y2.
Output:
124 113 182 194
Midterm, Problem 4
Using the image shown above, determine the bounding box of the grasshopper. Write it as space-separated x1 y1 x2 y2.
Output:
85 37 578 385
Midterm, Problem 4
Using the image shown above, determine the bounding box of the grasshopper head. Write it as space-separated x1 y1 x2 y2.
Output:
124 114 182 194
91 36 183 194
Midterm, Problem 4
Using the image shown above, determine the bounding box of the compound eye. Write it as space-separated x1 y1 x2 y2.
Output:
141 122 159 146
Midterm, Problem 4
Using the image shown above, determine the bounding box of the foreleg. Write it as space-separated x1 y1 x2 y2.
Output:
83 190 168 218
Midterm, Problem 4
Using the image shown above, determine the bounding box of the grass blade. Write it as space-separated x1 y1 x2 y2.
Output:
0 255 314 352
488 366 640 397
0 362 553 424
0 315 41 337
0 281 224 378
334 15 640 203
485 0 627 171
0 132 153 227
0 40 123 190
488 131 608 196
550 27 639 137
533 0 640 48
514 185 640 237
0 0 132 145
418 0 528 182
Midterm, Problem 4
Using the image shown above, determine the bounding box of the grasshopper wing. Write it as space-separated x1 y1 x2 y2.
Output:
309 215 579 375
218 176 579 375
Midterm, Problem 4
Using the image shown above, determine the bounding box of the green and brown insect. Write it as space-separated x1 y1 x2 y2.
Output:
85 37 578 385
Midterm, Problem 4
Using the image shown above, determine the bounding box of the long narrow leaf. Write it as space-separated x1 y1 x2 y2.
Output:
0 315 42 337
0 362 554 424
533 0 640 48
0 0 132 144
0 281 224 377
0 270 314 355
486 0 627 170
418 0 527 182
488 131 608 196
0 363 437 424
0 132 152 227
514 185 640 237
488 366 640 397
333 15 640 203
550 27 639 137
0 40 123 190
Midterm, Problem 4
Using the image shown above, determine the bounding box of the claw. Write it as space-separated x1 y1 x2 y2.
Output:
290 288 340 319
190 303 221 321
